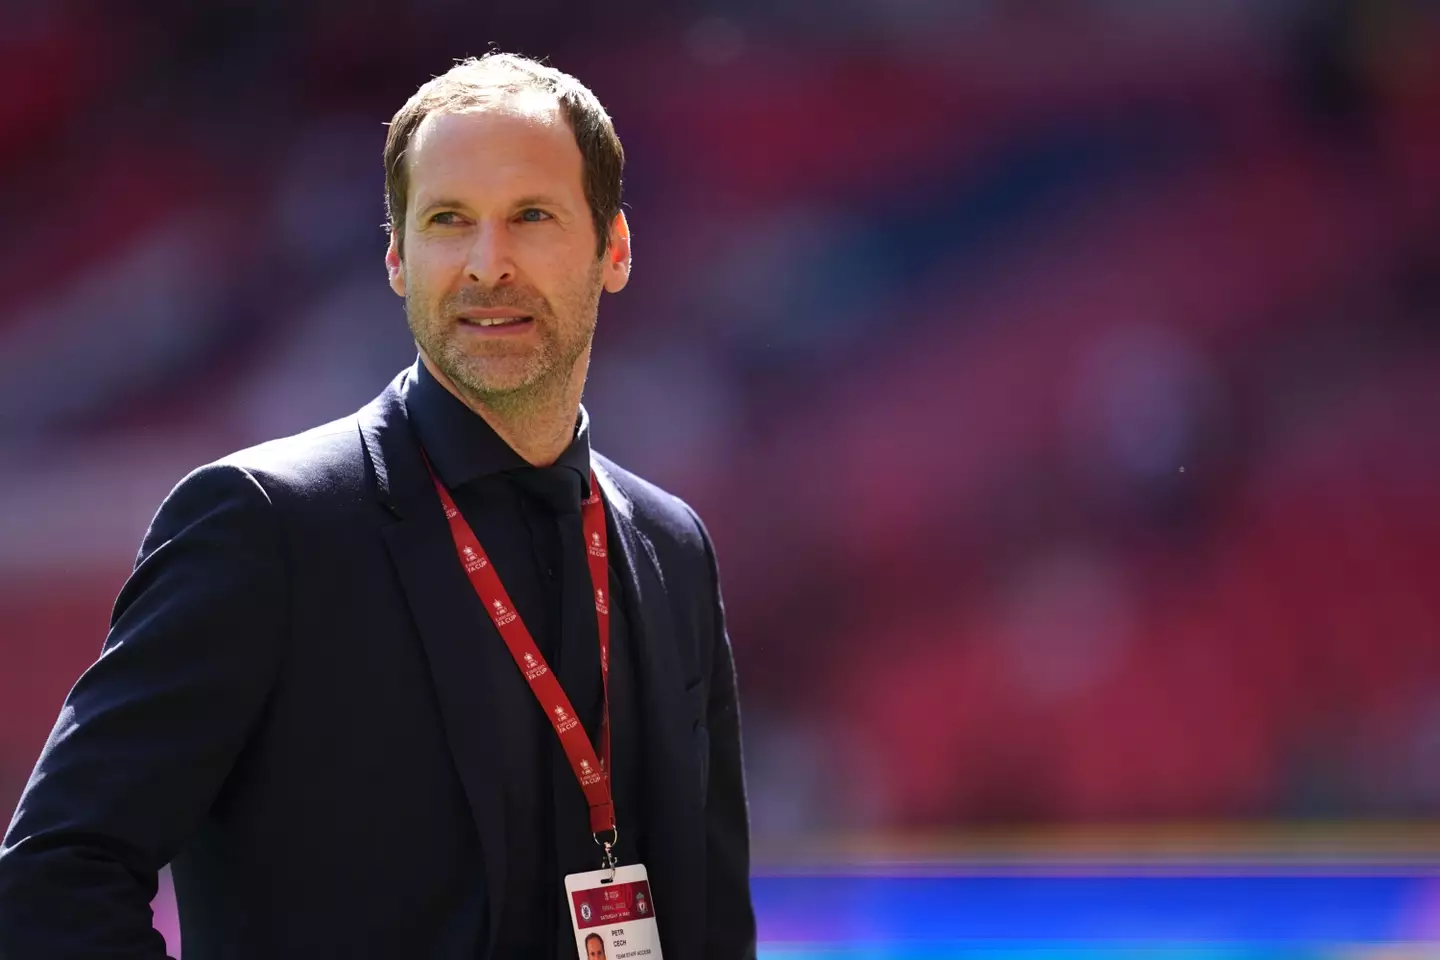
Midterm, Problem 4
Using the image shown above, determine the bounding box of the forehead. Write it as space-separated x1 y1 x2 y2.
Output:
406 96 584 205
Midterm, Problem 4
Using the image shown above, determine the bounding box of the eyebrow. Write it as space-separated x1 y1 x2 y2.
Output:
414 198 467 219
511 194 569 211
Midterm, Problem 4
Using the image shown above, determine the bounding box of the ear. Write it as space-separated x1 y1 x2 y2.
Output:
602 211 631 295
385 231 406 297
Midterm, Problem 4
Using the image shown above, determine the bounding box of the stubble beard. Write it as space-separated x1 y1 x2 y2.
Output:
407 265 602 417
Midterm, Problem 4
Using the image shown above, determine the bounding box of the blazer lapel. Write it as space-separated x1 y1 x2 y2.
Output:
596 460 705 957
359 376 508 955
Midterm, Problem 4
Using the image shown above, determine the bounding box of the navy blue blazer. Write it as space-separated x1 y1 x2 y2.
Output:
0 370 756 959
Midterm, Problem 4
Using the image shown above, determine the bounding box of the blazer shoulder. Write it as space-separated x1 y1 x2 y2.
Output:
209 413 367 506
591 452 710 556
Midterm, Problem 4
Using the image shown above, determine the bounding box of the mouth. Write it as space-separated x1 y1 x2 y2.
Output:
458 314 534 332
457 319 532 331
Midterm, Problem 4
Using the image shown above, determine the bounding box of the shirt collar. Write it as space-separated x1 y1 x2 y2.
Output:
402 357 593 494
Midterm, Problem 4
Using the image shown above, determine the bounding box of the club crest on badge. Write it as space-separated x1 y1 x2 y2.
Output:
635 891 648 915
580 902 592 922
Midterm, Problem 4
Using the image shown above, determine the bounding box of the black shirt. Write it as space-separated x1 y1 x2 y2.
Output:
403 358 642 958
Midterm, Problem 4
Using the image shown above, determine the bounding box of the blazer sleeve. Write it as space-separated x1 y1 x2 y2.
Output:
0 463 287 959
688 508 758 960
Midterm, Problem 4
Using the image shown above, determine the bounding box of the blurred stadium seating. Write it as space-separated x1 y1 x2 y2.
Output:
1 0 1438 952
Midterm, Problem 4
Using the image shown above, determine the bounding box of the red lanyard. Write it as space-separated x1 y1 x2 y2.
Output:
424 459 615 853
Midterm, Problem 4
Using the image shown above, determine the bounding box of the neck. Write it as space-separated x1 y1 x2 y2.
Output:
419 352 583 467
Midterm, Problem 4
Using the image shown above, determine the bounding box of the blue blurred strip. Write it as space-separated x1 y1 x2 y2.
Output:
757 947 1348 960
752 873 1438 943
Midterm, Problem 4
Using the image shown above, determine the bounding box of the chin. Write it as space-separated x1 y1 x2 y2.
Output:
455 365 551 402
435 347 531 387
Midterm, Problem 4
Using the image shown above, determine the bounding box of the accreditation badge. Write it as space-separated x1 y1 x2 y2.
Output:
565 863 662 960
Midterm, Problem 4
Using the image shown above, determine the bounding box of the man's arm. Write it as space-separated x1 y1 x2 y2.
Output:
0 463 287 959
689 509 758 960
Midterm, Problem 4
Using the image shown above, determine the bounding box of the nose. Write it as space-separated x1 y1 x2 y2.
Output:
464 220 516 287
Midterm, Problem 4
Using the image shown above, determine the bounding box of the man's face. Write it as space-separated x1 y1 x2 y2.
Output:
587 936 606 959
386 95 629 407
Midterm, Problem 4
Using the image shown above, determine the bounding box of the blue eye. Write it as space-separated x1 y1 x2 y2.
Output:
519 208 552 223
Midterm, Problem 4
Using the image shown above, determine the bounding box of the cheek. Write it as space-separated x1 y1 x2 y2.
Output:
519 233 598 290
403 249 458 303
538 254 604 314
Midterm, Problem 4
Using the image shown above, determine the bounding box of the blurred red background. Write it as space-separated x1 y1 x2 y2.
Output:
2 0 1439 862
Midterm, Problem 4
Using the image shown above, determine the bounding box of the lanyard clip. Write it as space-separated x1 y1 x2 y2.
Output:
594 826 619 875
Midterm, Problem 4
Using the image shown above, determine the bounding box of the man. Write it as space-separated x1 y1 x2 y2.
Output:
587 933 608 959
0 53 755 959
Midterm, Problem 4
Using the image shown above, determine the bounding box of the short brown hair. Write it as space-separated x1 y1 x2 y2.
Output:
383 53 624 259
